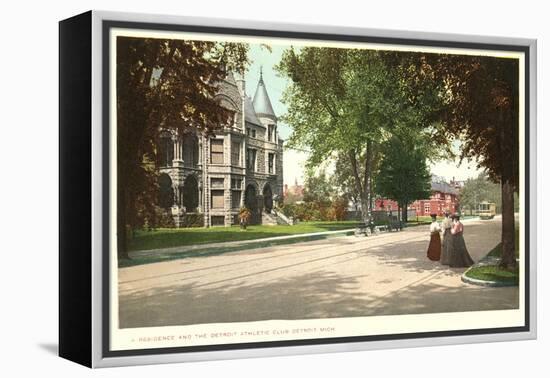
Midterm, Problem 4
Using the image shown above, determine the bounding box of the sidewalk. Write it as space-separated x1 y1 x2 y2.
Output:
127 215 485 261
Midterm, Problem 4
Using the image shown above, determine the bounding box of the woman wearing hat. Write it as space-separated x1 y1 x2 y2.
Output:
427 213 442 261
449 214 474 267
440 211 453 265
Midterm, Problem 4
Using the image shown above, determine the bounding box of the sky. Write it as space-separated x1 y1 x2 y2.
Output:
244 44 483 186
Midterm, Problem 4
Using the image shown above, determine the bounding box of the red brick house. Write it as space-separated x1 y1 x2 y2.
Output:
374 179 459 217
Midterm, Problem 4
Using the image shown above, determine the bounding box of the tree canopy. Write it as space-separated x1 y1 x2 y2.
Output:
376 135 431 222
277 48 443 222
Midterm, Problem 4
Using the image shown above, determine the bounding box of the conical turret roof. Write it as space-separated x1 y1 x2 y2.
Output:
252 69 276 120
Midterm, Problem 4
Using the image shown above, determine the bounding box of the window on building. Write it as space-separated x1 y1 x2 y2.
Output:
211 178 224 189
183 134 199 167
159 136 173 167
211 190 224 209
268 153 275 174
268 125 274 142
210 139 224 164
231 141 241 166
211 216 225 226
231 178 242 189
247 149 256 171
246 127 256 138
424 204 431 214
232 190 241 209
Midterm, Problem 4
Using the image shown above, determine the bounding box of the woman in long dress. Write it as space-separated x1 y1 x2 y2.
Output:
440 211 453 265
427 214 442 261
449 214 475 267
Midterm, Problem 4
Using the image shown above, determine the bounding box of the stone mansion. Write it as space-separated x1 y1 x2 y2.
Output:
157 71 284 227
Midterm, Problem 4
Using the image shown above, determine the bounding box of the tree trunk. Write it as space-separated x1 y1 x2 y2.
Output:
499 177 516 269
364 139 373 222
401 204 408 223
397 205 401 222
348 150 369 223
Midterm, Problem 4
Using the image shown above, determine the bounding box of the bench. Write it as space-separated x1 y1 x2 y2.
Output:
354 222 382 236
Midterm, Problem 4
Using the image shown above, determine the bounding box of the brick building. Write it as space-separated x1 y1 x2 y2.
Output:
374 178 459 217
158 71 284 227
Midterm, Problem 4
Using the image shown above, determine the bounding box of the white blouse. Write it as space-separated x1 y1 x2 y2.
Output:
442 217 453 230
430 221 441 233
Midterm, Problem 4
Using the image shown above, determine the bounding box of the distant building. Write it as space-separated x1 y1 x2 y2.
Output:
374 177 459 217
450 176 466 191
157 71 284 227
283 178 305 203
413 179 459 216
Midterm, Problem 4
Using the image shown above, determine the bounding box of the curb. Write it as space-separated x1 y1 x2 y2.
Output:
460 273 518 287
461 255 519 287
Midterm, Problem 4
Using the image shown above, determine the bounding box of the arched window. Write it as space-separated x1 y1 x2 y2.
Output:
158 173 174 209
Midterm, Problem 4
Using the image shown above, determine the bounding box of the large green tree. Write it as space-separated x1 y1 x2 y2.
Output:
303 169 335 204
277 48 439 223
376 135 432 222
405 54 520 269
116 37 248 258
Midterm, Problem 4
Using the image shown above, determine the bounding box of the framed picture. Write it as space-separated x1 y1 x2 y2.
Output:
59 10 537 368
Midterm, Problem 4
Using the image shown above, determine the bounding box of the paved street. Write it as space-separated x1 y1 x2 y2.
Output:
118 217 518 328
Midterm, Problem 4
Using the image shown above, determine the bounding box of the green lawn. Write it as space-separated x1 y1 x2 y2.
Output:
128 221 359 252
464 265 519 285
464 226 520 286
120 232 353 268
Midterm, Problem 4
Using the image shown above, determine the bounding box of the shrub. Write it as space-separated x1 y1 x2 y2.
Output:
181 213 204 228
239 207 252 224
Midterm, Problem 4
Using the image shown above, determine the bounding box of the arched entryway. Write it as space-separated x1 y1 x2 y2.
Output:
158 173 174 209
244 183 260 224
181 175 199 212
263 184 273 213
244 184 257 211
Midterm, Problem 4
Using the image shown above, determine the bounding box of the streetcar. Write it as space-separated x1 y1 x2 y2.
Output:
477 201 496 220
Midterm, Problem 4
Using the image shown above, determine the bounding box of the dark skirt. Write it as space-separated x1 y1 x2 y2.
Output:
449 232 474 268
440 228 452 265
427 232 441 261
